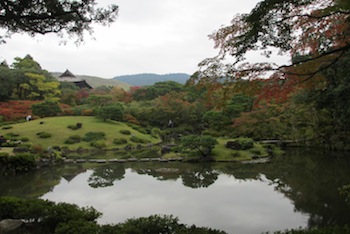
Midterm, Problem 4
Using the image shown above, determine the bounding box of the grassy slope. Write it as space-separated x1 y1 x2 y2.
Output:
1 116 160 150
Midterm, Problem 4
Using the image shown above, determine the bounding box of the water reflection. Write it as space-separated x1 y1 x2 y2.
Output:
1 149 350 233
88 164 125 188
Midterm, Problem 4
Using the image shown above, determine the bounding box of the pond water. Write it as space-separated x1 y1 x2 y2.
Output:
1 149 350 234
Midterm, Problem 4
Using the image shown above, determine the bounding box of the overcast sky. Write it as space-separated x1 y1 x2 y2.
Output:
1 0 263 78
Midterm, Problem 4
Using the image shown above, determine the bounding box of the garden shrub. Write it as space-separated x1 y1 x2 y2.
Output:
231 152 241 158
65 135 81 144
151 128 161 138
20 137 29 142
113 138 128 145
82 132 105 142
237 137 254 150
67 123 82 130
6 132 20 139
250 149 261 155
3 141 20 147
36 132 52 138
1 125 12 130
120 129 131 135
90 140 107 149
130 136 147 143
130 124 147 134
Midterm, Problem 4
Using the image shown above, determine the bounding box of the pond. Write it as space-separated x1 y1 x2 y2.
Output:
1 149 350 234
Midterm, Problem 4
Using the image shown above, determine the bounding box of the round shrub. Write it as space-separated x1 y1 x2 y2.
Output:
37 132 52 139
113 138 128 145
90 140 107 149
6 132 20 139
20 137 29 142
1 125 12 130
82 132 106 142
65 135 81 144
120 129 131 135
130 136 147 143
64 139 76 144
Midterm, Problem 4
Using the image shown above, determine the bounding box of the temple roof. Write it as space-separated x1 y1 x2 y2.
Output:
58 69 92 89
58 69 82 82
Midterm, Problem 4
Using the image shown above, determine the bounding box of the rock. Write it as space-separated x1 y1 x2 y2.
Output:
0 219 23 233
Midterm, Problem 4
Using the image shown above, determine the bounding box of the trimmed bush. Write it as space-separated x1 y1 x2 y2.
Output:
82 132 105 142
37 132 52 139
20 137 29 142
90 140 107 149
1 125 12 130
65 135 81 144
6 132 20 138
67 123 83 130
120 129 131 135
113 138 128 145
130 136 147 143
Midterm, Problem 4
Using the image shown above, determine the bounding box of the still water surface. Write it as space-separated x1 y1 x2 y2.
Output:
1 149 350 234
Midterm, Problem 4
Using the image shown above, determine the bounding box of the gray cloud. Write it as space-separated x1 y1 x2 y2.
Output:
1 0 261 78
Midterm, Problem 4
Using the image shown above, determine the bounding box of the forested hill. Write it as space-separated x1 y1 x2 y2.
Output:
113 73 190 86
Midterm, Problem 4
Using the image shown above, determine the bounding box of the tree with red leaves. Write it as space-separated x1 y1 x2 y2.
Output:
195 0 350 85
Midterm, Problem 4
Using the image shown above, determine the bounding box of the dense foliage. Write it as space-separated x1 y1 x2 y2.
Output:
0 0 118 44
0 197 226 234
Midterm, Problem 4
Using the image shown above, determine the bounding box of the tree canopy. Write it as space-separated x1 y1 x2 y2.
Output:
0 0 118 43
196 0 350 82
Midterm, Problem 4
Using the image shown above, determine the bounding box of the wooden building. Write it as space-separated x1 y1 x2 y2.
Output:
57 69 92 89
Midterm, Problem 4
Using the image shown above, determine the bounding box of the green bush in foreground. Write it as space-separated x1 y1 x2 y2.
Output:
0 197 227 234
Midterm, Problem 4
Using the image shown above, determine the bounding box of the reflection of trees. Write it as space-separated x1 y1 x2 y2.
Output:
0 166 64 198
181 165 219 188
133 163 219 188
267 152 350 228
88 164 125 188
219 150 350 229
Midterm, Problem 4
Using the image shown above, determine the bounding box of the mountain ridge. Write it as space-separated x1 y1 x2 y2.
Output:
52 72 191 88
113 73 190 86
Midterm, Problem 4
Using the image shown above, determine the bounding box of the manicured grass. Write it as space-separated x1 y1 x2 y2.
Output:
1 116 160 150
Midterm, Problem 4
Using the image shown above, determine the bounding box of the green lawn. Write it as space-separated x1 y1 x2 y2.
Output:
1 116 160 150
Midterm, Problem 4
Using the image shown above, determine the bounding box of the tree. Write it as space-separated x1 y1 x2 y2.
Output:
0 65 16 100
87 95 112 107
196 0 350 84
0 0 118 43
25 72 61 100
95 103 124 122
181 135 218 158
32 100 62 117
10 55 61 100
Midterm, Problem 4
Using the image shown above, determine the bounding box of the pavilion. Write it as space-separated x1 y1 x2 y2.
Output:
57 69 92 89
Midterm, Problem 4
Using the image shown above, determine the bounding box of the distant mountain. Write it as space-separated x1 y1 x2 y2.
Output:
113 73 190 86
51 72 130 90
